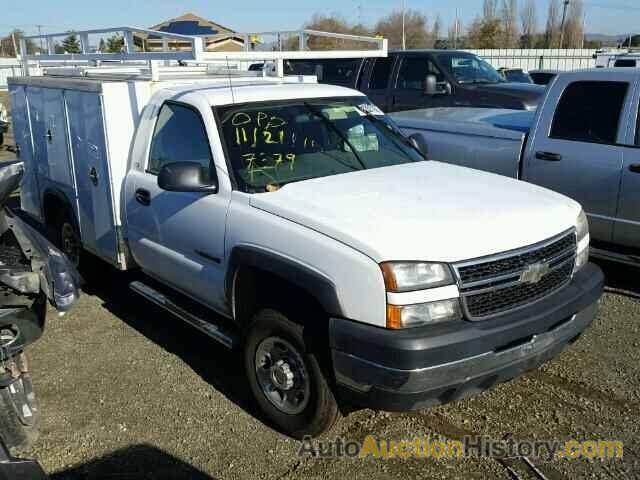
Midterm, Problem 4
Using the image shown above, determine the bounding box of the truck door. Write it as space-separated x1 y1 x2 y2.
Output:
390 55 451 113
65 90 119 262
125 101 231 312
9 86 40 219
42 88 74 188
523 79 629 244
613 93 640 249
364 57 394 112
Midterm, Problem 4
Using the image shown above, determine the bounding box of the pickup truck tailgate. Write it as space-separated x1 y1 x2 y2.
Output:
391 108 534 178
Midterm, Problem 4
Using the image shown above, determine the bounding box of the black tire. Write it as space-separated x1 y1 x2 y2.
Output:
244 309 340 439
0 354 39 450
51 210 97 285
0 131 4 147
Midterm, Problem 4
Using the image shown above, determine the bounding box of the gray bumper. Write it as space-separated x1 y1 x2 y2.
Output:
330 263 603 411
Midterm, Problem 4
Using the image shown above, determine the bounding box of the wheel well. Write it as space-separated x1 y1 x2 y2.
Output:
233 266 327 330
42 191 71 227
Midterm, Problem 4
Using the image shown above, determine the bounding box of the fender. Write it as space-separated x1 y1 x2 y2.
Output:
226 245 344 318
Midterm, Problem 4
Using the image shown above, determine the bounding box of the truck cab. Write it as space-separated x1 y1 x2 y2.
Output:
288 51 544 112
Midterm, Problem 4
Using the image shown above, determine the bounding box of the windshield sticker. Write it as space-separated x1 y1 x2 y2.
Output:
357 103 384 116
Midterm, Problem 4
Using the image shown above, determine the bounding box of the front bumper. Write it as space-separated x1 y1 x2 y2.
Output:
330 262 604 411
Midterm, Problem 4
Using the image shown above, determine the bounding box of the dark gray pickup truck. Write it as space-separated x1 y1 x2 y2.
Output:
286 50 544 113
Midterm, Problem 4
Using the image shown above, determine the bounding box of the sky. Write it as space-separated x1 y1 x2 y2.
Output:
1 0 639 38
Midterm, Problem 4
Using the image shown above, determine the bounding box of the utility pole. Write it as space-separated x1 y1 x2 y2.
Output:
402 0 406 50
559 0 570 49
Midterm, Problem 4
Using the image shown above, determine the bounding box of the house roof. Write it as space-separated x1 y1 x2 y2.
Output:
149 12 236 36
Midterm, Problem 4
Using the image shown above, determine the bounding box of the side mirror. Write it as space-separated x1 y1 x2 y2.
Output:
424 74 438 95
408 133 429 160
157 162 218 193
424 74 452 96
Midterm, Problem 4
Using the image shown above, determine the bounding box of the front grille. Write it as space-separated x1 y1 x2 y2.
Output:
455 231 576 319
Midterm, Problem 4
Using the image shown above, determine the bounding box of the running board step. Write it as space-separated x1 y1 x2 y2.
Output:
130 281 237 349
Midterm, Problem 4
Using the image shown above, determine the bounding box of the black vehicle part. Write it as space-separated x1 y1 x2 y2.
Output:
0 431 47 480
227 246 344 320
0 353 38 450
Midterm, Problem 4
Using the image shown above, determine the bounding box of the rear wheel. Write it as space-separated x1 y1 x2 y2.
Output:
0 352 38 450
51 210 97 284
244 309 340 439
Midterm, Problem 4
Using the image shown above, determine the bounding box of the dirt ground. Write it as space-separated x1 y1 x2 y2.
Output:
1 90 639 479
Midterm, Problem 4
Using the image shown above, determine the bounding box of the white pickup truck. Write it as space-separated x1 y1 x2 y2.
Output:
392 68 640 266
8 44 603 438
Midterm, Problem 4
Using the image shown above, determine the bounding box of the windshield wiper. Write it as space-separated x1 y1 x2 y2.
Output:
303 102 367 171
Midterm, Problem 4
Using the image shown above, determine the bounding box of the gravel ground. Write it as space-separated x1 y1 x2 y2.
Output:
1 90 639 479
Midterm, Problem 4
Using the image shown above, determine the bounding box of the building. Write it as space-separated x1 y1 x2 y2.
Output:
146 13 245 52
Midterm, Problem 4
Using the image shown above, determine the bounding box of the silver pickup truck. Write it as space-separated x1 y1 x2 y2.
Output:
393 68 640 266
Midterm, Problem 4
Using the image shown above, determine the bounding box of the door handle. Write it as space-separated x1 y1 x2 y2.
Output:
135 188 151 206
535 151 562 162
45 129 52 142
629 163 640 173
89 167 98 186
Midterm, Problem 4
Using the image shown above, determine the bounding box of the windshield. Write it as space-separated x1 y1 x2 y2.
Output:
216 98 423 193
437 53 505 85
504 70 532 83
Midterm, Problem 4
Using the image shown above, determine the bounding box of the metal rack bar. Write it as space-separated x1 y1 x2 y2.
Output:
19 26 388 78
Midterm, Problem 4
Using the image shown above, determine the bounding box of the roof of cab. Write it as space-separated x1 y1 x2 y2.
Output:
162 82 364 107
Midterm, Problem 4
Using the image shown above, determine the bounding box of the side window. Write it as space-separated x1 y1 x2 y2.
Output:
148 103 213 174
550 81 629 145
396 57 444 90
369 58 393 90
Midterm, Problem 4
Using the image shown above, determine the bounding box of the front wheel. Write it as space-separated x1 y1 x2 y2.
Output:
244 309 340 439
0 352 38 449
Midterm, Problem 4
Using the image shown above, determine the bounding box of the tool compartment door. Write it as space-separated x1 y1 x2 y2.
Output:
65 90 118 262
9 85 40 219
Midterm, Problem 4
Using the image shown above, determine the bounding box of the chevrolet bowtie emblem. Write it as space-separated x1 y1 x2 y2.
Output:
519 262 550 284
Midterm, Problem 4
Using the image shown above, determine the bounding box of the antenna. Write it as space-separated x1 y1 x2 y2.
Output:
225 56 236 104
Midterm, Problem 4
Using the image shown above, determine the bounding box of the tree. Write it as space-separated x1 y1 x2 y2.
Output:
483 0 499 21
564 0 585 48
106 34 124 53
520 0 538 48
433 15 442 43
544 0 561 48
0 30 38 57
61 33 81 54
302 14 371 50
467 16 503 48
375 9 432 49
621 34 640 47
500 0 518 47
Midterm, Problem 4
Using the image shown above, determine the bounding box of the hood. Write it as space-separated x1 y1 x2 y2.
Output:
470 82 544 109
249 162 581 263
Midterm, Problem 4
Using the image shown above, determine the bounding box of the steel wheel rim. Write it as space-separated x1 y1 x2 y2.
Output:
254 336 310 415
61 223 80 266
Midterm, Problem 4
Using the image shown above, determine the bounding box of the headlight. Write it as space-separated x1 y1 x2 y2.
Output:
380 262 453 292
387 299 462 329
574 209 590 272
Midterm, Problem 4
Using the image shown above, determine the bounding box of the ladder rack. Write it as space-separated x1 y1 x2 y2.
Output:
20 26 388 78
